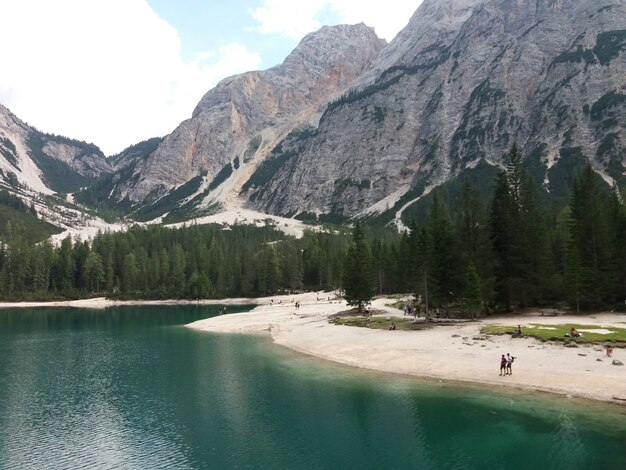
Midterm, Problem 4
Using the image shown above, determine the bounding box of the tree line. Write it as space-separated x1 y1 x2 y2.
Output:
343 146 626 314
0 146 624 312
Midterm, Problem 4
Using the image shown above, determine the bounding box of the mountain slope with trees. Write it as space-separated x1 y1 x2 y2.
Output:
2 148 623 312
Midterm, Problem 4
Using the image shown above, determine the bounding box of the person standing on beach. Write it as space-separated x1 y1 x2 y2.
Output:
506 353 514 375
499 355 507 376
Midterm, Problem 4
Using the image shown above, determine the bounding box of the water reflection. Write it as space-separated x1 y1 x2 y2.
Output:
0 306 625 469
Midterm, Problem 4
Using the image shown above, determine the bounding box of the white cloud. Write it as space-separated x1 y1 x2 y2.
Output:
0 0 261 155
251 0 327 40
251 0 422 41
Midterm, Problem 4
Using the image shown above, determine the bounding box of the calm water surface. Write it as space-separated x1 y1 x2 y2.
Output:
0 306 625 469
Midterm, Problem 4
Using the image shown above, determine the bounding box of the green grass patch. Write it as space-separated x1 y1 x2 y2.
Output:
331 316 421 330
330 316 461 331
481 323 626 345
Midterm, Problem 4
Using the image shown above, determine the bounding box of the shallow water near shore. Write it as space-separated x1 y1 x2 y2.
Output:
1 306 625 469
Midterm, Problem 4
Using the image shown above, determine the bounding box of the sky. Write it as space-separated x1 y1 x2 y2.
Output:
0 0 422 156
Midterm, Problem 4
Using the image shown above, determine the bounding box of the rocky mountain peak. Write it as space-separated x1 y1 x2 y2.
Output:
116 23 386 212
279 23 385 77
244 0 626 220
72 0 626 226
193 23 385 117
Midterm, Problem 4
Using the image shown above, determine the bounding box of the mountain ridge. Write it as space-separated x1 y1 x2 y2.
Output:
243 0 626 220
1 0 625 235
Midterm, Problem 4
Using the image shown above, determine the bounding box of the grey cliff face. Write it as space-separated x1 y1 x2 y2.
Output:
116 23 386 204
245 0 626 217
0 104 111 194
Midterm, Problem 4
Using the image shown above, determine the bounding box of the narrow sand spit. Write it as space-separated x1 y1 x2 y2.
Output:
186 293 626 405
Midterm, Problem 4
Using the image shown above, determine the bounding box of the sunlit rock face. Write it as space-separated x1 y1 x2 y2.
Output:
114 23 386 204
246 0 626 217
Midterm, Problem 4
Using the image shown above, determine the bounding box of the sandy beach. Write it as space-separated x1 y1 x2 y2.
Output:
3 292 624 405
186 292 626 405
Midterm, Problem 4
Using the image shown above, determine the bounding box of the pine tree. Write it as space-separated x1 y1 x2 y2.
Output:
490 170 515 310
464 262 482 319
84 252 104 293
517 176 552 305
567 165 615 309
415 226 433 317
489 145 552 310
457 178 494 305
427 193 461 314
342 223 375 312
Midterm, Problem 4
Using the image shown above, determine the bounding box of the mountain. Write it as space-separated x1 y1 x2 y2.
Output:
4 0 626 232
105 23 386 221
243 0 626 221
0 103 112 195
0 103 115 238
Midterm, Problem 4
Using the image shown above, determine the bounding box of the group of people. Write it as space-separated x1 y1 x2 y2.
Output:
499 353 515 375
402 304 420 318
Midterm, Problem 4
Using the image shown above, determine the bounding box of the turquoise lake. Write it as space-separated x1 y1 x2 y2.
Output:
1 306 625 469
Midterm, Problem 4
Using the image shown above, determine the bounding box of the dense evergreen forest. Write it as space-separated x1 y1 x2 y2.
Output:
0 147 625 313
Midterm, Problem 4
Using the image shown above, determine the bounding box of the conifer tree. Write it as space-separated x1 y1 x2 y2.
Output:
490 170 515 310
464 262 482 319
342 222 375 312
489 145 553 309
85 252 104 292
517 175 552 305
427 193 460 313
415 226 433 317
567 164 614 309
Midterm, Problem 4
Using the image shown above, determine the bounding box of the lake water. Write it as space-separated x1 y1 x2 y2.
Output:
1 306 625 469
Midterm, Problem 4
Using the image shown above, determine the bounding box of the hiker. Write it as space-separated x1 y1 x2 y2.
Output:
506 353 515 375
403 304 408 316
389 322 396 330
499 355 507 376
513 325 522 337
606 345 614 357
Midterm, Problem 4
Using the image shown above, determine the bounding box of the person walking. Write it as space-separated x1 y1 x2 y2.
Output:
506 353 514 375
499 355 507 376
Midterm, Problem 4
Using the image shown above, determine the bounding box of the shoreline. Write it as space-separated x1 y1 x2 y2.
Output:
185 292 626 406
3 292 624 406
0 297 262 309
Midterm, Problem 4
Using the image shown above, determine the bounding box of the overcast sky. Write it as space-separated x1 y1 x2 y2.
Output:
0 0 422 155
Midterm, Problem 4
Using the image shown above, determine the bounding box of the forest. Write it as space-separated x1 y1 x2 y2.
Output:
0 147 625 313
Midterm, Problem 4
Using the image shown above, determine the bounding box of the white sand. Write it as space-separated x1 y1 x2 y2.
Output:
187 294 626 405
3 292 624 405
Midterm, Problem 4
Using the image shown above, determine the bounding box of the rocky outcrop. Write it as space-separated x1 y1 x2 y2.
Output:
0 104 51 194
245 0 626 218
0 104 112 194
114 24 386 206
